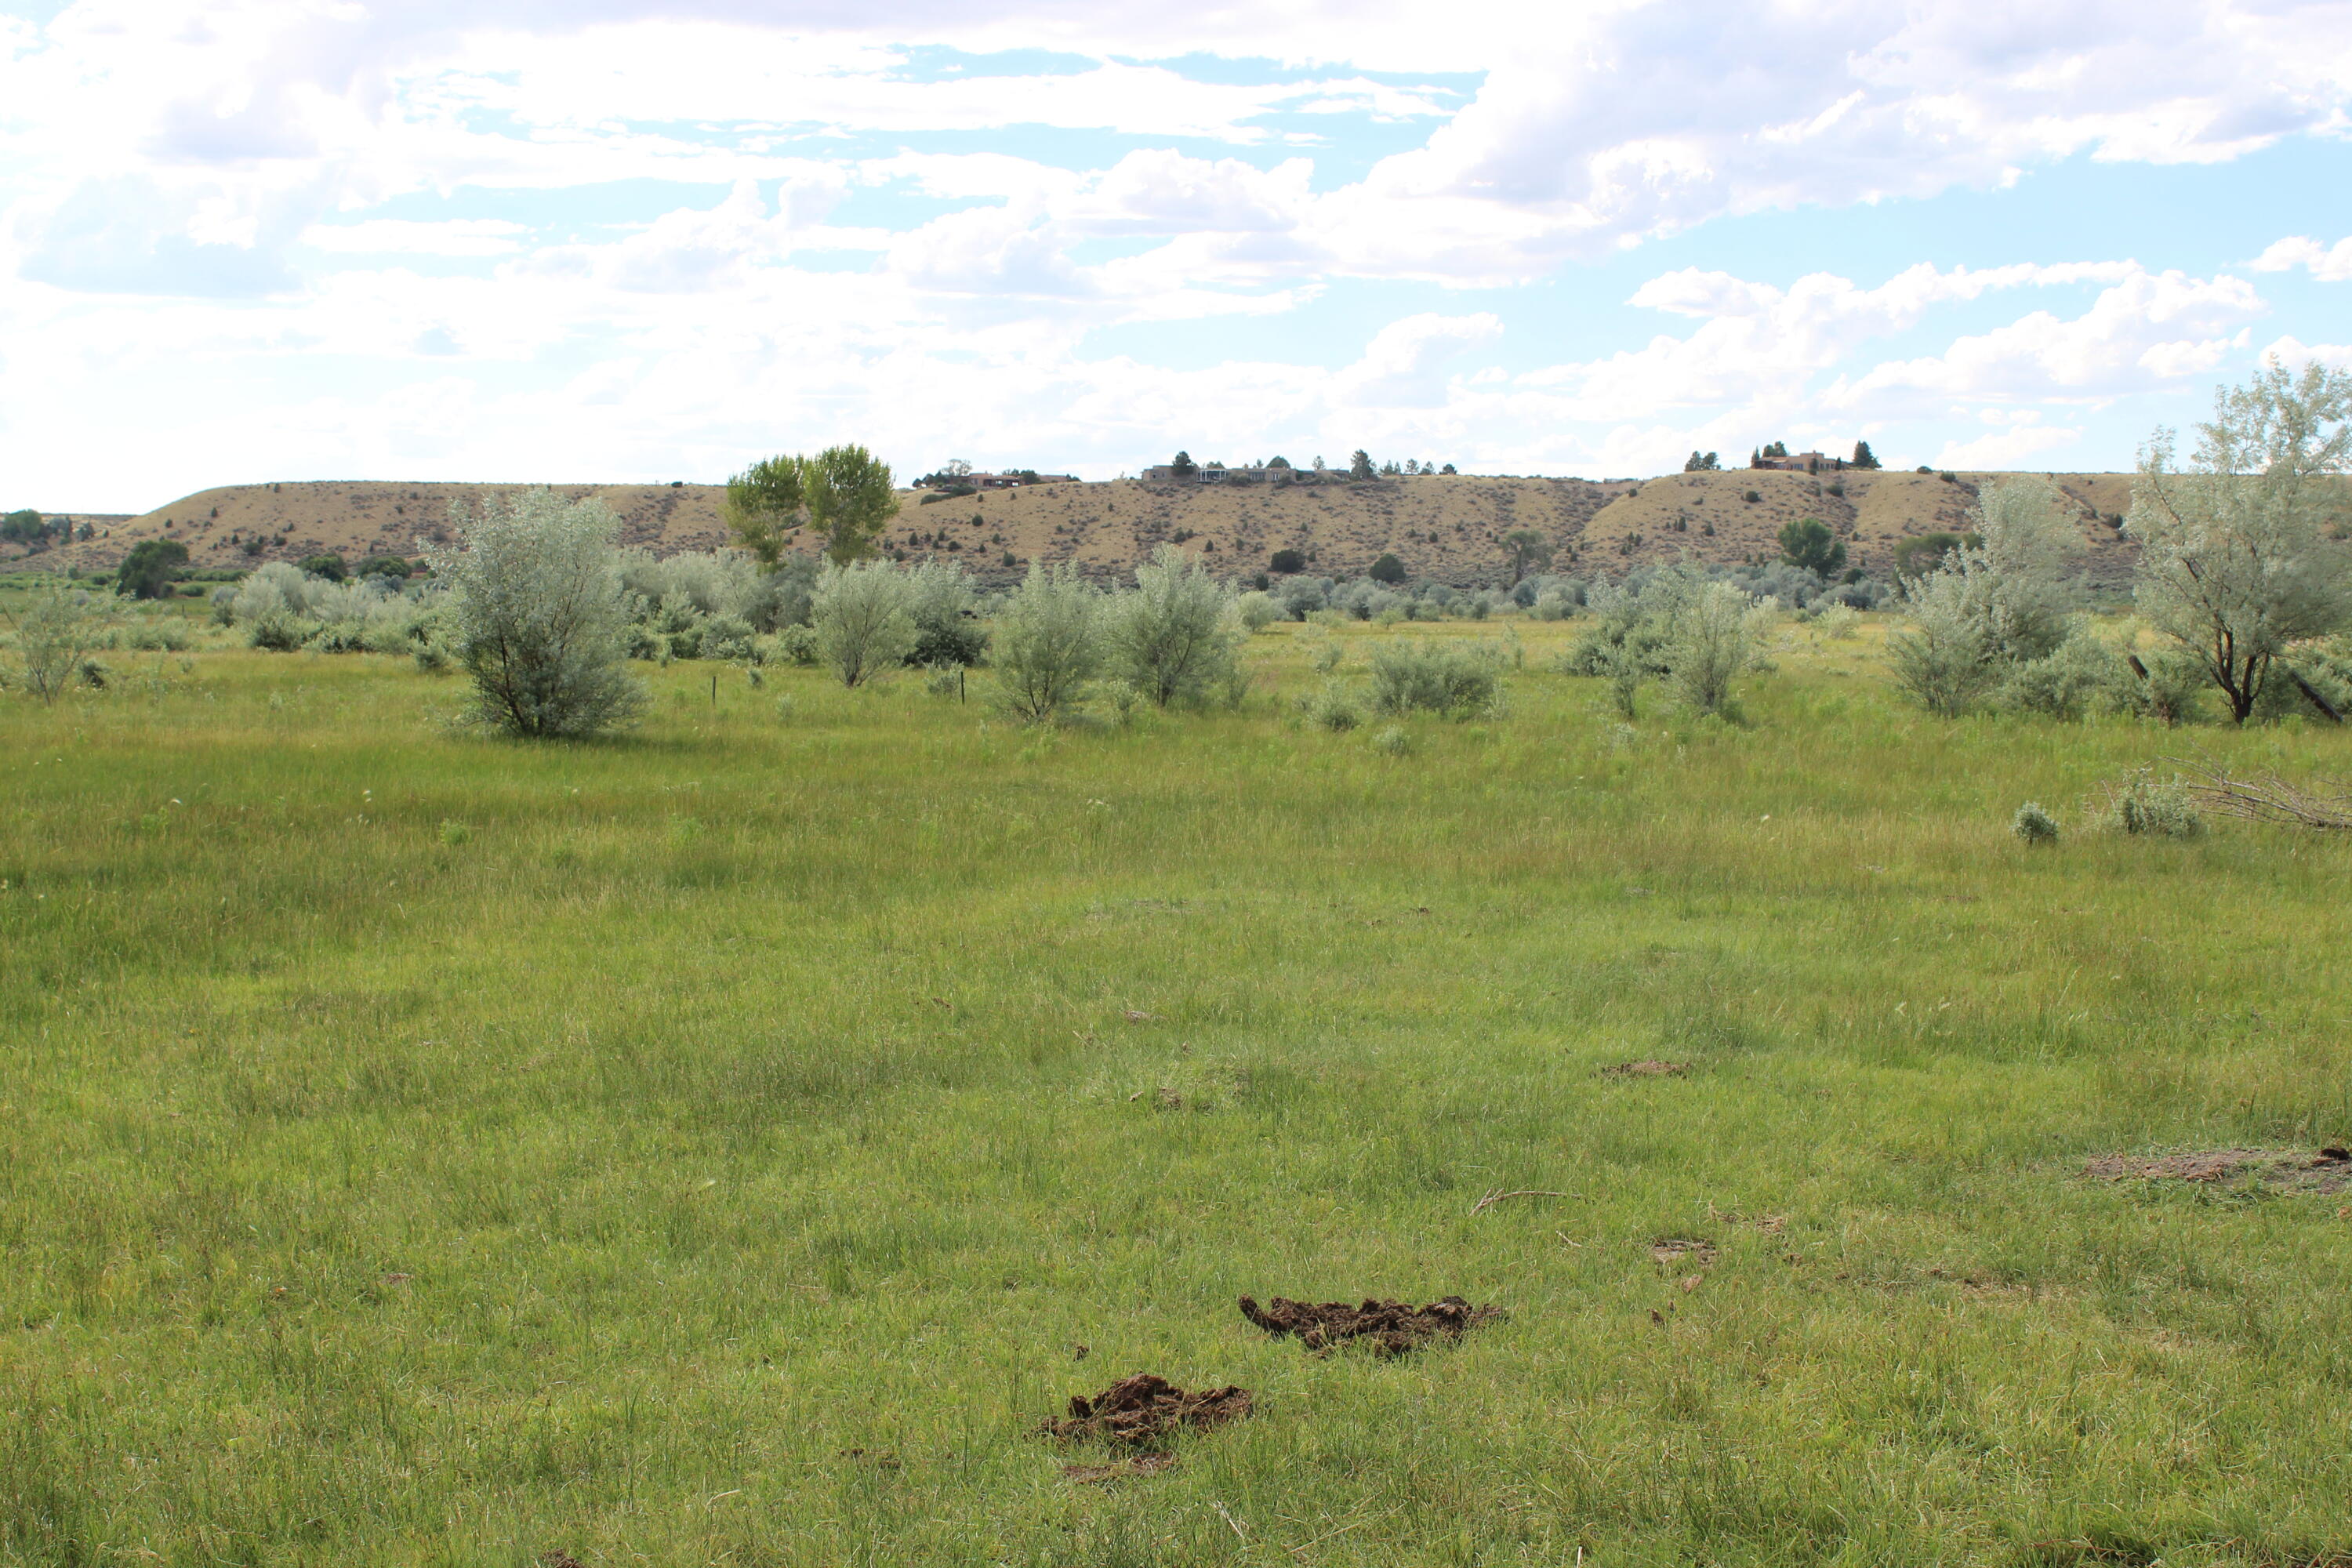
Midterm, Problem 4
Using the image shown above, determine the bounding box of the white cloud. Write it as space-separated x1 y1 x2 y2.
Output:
302 219 531 256
9 0 2349 296
2 1 2349 505
1330 313 1504 408
1515 262 2155 422
2248 235 2352 281
1287 0 2352 279
1827 268 2263 412
2262 334 2352 372
1934 419 2085 470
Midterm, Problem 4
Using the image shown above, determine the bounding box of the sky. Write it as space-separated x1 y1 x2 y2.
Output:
2 1 2350 512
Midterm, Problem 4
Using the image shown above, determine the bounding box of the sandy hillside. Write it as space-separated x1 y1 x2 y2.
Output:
21 469 2140 586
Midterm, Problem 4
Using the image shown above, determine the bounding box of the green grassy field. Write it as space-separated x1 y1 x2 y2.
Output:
5 609 2352 1566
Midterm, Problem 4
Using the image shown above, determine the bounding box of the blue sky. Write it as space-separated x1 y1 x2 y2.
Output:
2 1 2348 510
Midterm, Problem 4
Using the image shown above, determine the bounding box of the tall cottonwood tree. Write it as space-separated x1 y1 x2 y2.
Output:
723 455 806 568
725 445 902 566
804 445 901 564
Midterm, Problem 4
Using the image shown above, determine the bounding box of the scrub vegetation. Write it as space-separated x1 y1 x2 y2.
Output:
5 586 2352 1566
4 365 2351 1564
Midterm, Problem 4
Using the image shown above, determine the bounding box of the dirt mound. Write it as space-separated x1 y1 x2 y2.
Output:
1040 1374 1253 1446
2082 1146 2351 1192
1239 1294 1504 1356
1601 1059 1687 1077
1062 1453 1179 1484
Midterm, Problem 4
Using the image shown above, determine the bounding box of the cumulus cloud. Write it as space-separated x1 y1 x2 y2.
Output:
1291 0 2352 278
9 0 2349 293
1826 268 2263 414
1933 412 2085 469
1330 313 1504 408
1515 262 2169 423
2262 334 2352 371
2248 236 2352 282
2 0 2348 504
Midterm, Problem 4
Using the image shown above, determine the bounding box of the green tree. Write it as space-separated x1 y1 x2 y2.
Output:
1503 528 1552 583
1168 451 1197 479
1683 451 1721 472
2 509 48 546
115 539 190 600
429 489 644 739
2127 360 2352 723
299 553 347 581
724 454 808 568
804 445 901 564
1348 450 1375 481
729 446 900 566
1369 553 1408 585
1851 440 1881 470
1777 517 1846 576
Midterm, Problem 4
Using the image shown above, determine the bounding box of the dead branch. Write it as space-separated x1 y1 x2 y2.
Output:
1471 1188 1572 1215
2288 668 2344 724
2171 754 2352 831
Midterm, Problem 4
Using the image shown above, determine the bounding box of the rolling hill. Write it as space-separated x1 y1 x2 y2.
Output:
18 468 2142 587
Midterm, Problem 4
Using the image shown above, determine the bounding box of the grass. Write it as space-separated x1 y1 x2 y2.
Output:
5 611 2352 1566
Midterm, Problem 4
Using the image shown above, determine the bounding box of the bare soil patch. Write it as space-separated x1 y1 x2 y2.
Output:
2082 1146 2352 1193
1650 1237 1718 1268
1239 1294 1504 1356
1040 1374 1253 1447
1601 1059 1688 1078
1062 1453 1179 1485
